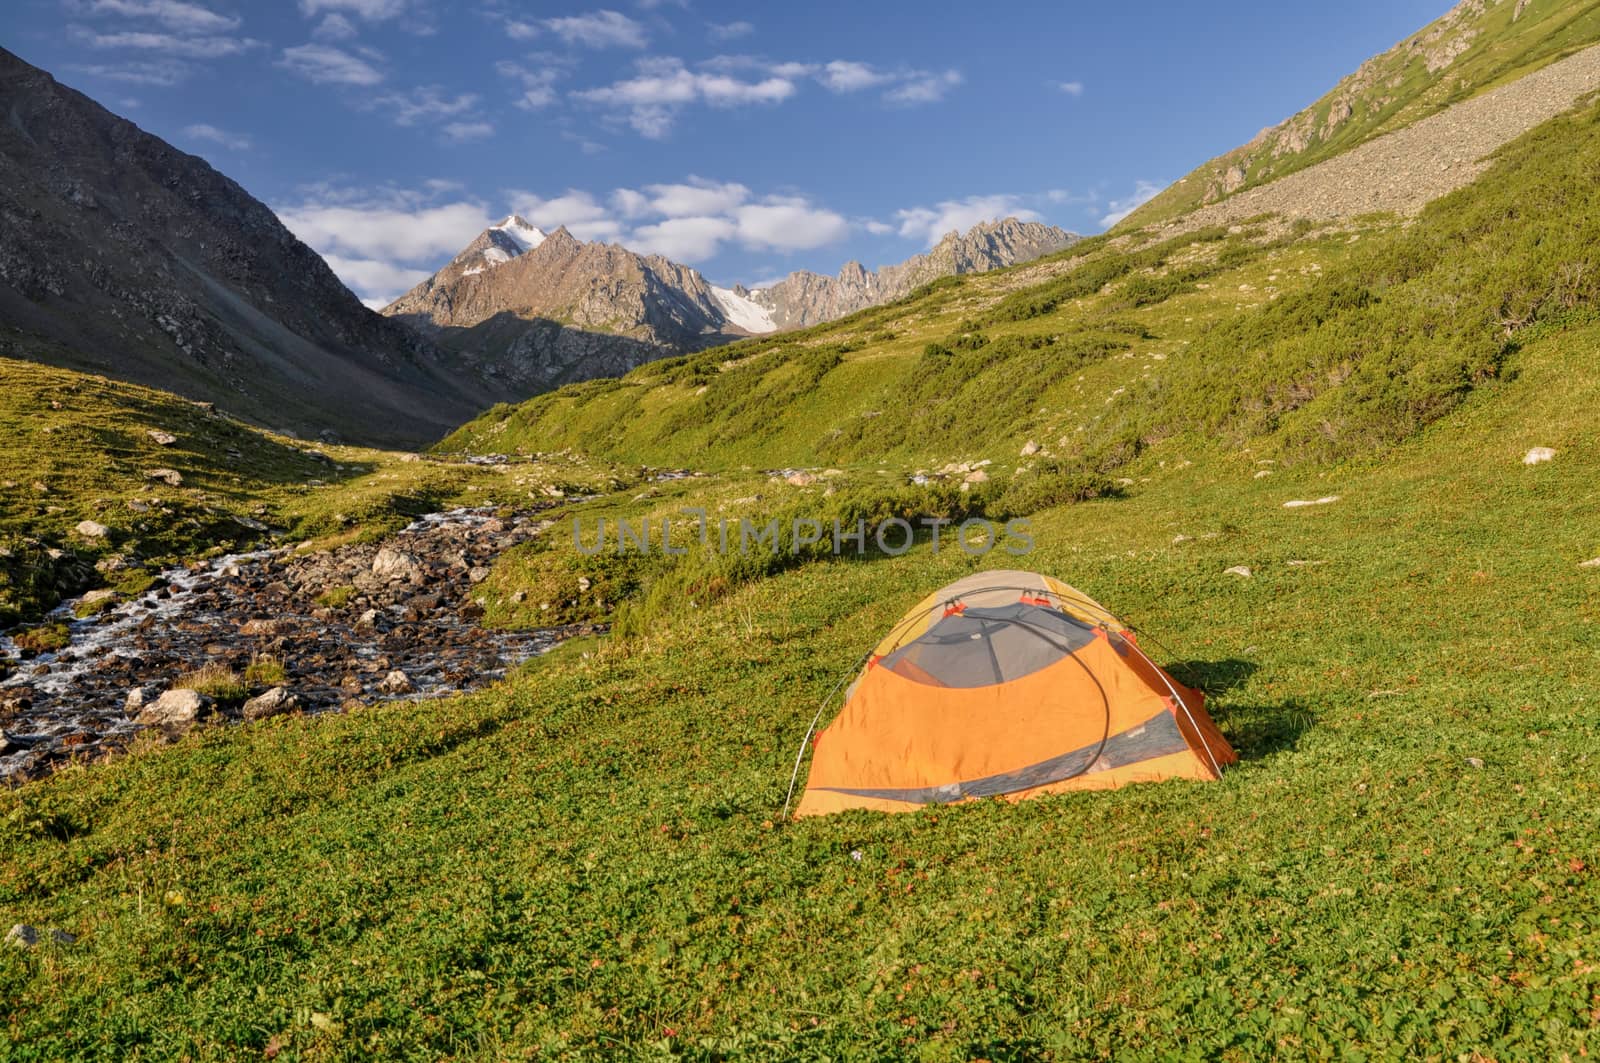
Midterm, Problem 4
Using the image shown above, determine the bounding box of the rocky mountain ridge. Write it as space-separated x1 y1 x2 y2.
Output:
382 216 1077 390
0 47 511 447
744 218 1080 329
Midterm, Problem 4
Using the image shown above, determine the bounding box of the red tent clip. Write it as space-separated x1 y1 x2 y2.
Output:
942 601 967 617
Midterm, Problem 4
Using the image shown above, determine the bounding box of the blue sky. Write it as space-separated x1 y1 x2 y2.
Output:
4 0 1448 306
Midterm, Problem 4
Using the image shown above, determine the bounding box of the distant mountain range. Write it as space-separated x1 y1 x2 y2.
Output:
383 217 1078 391
0 45 1077 440
0 47 510 448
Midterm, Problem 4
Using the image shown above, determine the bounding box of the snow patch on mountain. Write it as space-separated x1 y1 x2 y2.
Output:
492 215 546 253
710 285 777 334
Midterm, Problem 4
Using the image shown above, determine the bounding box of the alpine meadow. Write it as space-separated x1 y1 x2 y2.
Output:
2 0 1600 1058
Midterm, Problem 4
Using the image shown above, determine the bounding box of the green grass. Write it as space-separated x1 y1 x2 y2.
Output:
172 663 249 705
0 358 633 626
243 655 289 688
2 316 1599 1056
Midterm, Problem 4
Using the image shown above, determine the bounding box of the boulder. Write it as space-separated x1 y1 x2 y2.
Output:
147 430 177 446
377 670 414 695
79 588 116 607
1019 440 1040 457
1224 566 1254 578
964 469 990 484
371 548 422 582
5 925 38 949
1523 447 1556 466
134 688 209 730
468 566 492 583
74 520 110 539
144 468 184 486
242 687 300 721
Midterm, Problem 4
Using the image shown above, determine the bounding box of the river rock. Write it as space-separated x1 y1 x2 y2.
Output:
242 687 300 721
377 670 414 695
135 689 209 730
371 548 421 582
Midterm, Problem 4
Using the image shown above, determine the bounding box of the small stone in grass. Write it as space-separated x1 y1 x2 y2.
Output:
1224 566 1253 578
1465 757 1485 769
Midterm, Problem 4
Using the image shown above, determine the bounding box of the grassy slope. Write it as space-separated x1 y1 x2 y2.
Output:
447 94 1600 487
1 316 1597 1057
0 356 625 629
1121 0 1600 229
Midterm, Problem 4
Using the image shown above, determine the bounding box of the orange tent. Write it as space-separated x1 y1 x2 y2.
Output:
790 569 1236 818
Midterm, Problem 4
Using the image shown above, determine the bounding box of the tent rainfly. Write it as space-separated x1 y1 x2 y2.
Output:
790 569 1237 818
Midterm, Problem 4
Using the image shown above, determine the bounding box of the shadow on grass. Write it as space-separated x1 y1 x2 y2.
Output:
1166 658 1312 761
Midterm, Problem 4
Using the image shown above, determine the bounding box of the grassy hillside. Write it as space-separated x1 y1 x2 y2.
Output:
2 309 1598 1055
0 356 621 630
446 95 1600 492
1121 0 1600 229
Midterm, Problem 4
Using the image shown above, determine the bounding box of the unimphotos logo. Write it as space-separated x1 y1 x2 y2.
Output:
573 508 1033 557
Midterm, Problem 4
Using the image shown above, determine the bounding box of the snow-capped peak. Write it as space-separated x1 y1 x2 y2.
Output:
491 214 546 253
710 285 777 334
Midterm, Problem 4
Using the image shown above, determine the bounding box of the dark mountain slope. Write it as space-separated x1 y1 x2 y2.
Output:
0 47 506 447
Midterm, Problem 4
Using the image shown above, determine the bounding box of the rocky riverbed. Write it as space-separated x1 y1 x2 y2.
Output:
0 506 591 782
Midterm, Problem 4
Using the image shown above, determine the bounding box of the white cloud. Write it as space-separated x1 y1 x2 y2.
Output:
644 178 750 218
708 20 753 41
575 56 795 138
861 219 893 235
276 197 493 263
629 216 737 260
1099 180 1165 228
279 43 384 85
74 29 263 57
75 0 239 32
818 60 893 93
69 58 191 84
182 122 251 149
373 86 478 126
544 10 647 49
311 13 357 40
1056 80 1084 97
895 194 1041 247
496 60 562 109
298 0 408 20
734 199 850 251
610 187 650 217
512 179 850 261
275 184 497 305
442 120 494 142
885 69 962 104
321 253 431 306
503 19 539 40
